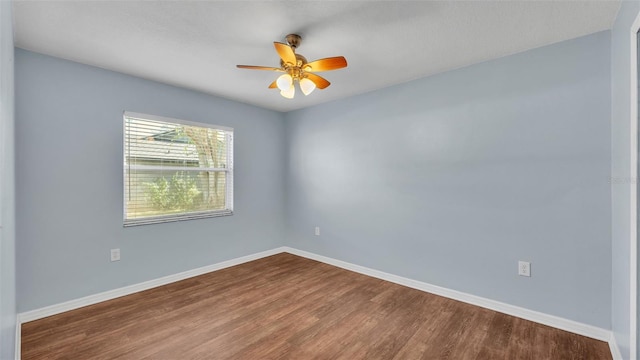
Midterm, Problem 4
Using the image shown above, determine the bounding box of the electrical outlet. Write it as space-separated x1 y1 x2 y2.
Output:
110 248 121 262
315 226 320 236
518 261 530 277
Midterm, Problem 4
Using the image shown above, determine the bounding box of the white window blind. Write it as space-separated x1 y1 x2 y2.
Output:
123 112 233 226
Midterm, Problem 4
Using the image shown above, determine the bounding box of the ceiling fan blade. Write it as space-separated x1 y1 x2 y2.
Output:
237 65 283 71
305 73 331 89
304 56 347 72
274 42 297 66
268 80 277 89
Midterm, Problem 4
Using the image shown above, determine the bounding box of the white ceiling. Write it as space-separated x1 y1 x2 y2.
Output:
13 1 621 112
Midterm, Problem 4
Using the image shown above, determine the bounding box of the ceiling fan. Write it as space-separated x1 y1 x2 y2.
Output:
237 34 347 99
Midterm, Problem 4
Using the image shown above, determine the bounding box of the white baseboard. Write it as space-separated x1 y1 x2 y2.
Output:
17 247 286 324
17 245 615 359
282 247 611 343
609 333 623 360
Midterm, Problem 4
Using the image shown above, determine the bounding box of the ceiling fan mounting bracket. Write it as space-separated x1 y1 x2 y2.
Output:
285 34 302 49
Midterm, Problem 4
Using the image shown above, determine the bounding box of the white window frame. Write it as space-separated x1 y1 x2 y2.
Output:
123 111 233 226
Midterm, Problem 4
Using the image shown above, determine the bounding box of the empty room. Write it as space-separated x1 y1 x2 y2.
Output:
0 0 639 359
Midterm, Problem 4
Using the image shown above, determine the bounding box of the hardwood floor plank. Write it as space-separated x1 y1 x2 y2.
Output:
447 307 496 360
392 298 454 360
21 253 612 360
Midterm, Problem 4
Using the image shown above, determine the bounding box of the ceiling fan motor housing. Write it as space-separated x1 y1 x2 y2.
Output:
280 54 308 80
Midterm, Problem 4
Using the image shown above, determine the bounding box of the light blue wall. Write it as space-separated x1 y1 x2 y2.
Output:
0 1 15 358
611 1 640 359
15 49 286 312
14 22 618 353
285 32 612 329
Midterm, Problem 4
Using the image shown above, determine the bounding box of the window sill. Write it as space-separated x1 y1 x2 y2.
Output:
124 210 233 227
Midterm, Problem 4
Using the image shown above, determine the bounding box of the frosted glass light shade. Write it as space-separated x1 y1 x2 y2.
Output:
276 74 293 91
299 78 316 96
280 84 295 99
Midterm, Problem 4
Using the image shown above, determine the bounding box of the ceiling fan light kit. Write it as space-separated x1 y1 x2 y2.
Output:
276 74 293 91
237 34 347 99
299 77 316 96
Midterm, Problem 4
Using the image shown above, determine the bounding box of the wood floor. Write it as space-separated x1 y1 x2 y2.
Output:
22 253 611 360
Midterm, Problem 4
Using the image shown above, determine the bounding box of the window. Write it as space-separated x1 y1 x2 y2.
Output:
123 112 233 226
